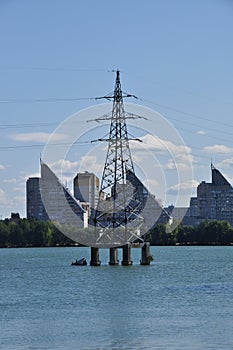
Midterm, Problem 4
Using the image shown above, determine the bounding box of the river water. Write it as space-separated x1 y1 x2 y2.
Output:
0 246 233 350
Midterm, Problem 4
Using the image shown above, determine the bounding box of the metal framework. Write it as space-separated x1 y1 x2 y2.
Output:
93 70 144 245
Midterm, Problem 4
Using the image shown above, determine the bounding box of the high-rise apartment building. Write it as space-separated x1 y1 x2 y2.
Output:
187 164 233 226
26 163 88 228
40 162 87 227
26 177 48 221
73 172 99 218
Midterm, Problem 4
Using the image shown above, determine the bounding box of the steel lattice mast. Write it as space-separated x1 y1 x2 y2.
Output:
93 70 144 245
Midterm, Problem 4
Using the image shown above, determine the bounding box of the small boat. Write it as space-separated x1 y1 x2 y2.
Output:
71 258 87 266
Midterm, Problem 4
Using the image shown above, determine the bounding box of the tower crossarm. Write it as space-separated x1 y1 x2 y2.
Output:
87 112 148 123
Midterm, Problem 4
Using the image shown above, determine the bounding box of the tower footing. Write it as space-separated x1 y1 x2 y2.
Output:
121 243 133 265
109 247 119 265
140 242 151 265
90 247 101 266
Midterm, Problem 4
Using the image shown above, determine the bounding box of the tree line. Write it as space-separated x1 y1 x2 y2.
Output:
0 218 74 248
0 218 233 248
146 220 233 245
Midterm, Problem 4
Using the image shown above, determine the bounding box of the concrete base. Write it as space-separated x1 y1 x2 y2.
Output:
140 242 151 265
90 247 101 266
121 243 133 265
109 247 119 265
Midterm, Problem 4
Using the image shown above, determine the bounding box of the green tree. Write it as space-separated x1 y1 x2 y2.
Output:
9 222 24 246
0 221 10 247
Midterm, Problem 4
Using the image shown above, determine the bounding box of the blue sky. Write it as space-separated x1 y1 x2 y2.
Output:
0 0 233 218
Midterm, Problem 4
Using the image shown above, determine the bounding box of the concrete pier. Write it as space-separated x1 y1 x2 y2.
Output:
88 243 151 266
90 247 101 266
121 243 133 265
140 242 151 265
109 247 119 265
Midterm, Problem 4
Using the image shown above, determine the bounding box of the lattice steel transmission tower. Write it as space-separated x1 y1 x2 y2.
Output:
93 70 144 246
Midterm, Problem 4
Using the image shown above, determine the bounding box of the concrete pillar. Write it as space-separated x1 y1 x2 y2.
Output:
140 242 151 265
90 247 101 266
121 243 132 265
109 247 119 265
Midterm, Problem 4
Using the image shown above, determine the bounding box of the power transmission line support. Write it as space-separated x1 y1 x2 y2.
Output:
93 70 144 246
89 70 152 265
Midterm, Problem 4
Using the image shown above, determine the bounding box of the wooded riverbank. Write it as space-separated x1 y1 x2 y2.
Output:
1 218 233 248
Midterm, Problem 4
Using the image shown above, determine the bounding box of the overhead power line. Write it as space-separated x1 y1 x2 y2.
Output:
0 140 91 151
0 97 95 104
0 65 108 72
0 122 57 129
0 91 233 150
1 65 232 106
0 139 230 165
1 94 232 131
124 71 233 107
141 98 233 129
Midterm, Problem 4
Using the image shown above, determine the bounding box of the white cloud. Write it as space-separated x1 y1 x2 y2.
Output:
22 171 40 179
164 154 194 171
3 178 17 183
0 175 26 217
147 178 159 188
10 132 68 143
163 149 195 171
167 180 199 195
13 187 24 192
165 161 176 170
219 158 233 167
135 134 191 155
0 189 13 215
203 144 233 154
0 164 6 170
130 133 193 171
50 159 80 173
197 130 206 135
216 159 233 174
19 172 40 185
48 159 79 184
138 178 160 195
12 195 25 203
77 155 102 174
39 156 101 194
47 157 102 185
0 188 6 201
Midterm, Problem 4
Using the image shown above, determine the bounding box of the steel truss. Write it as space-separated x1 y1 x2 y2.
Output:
93 71 145 245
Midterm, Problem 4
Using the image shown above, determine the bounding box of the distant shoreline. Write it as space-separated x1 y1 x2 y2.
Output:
1 243 233 249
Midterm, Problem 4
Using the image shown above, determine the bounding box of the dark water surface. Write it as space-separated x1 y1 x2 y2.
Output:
1 246 233 350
